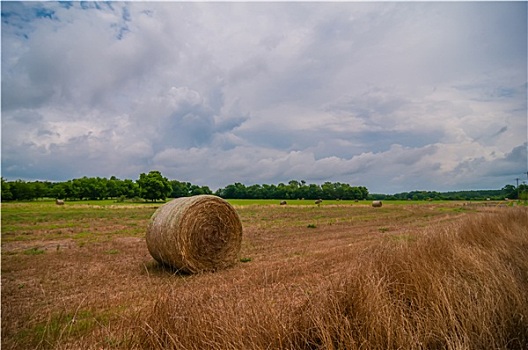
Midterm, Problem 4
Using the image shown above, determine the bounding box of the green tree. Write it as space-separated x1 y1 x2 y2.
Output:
170 180 191 198
1 178 13 201
358 186 369 200
321 182 335 199
501 184 518 199
189 184 212 196
107 176 120 198
275 183 289 199
168 180 212 198
519 183 528 202
10 180 35 200
121 179 140 198
218 183 247 199
33 181 50 199
305 184 323 199
137 171 172 202
50 182 68 200
261 184 277 199
246 184 262 199
94 177 108 199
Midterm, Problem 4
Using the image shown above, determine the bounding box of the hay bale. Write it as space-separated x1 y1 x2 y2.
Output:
372 200 383 208
56 199 64 205
146 195 243 273
280 200 287 205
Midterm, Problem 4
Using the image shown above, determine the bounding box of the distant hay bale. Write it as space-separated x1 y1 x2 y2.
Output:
372 200 383 208
146 195 243 274
280 200 287 205
55 199 64 205
315 199 323 205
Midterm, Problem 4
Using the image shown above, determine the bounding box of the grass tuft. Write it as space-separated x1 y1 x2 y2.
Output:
23 247 45 255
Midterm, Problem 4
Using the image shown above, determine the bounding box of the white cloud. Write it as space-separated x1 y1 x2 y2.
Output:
2 2 526 193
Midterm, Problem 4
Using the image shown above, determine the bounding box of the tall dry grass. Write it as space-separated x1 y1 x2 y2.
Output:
293 208 528 349
133 208 528 349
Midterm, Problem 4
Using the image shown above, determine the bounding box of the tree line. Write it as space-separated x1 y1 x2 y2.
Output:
1 172 368 202
370 184 527 201
215 180 369 200
0 171 212 202
1 170 525 202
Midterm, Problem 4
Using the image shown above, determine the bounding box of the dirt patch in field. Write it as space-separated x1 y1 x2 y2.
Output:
1 239 76 253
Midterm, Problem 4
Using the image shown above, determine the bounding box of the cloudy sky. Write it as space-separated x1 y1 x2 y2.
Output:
2 1 527 194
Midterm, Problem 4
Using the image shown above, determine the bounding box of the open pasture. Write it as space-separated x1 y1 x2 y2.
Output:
2 200 527 349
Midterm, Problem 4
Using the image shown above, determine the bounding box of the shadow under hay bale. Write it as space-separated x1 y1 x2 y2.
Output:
141 260 192 277
146 195 243 274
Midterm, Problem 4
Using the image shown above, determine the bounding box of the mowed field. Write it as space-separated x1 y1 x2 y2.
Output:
2 200 527 349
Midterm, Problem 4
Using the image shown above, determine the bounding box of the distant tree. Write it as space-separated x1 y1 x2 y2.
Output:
121 179 139 198
33 181 50 199
220 183 247 199
190 184 212 196
519 183 528 201
305 184 323 199
246 184 262 199
288 180 300 195
502 184 518 199
169 180 211 198
137 171 172 202
261 184 278 199
321 182 335 199
358 186 369 200
276 183 289 199
50 182 68 200
1 178 13 201
9 180 35 200
170 180 191 198
107 176 120 198
95 177 109 199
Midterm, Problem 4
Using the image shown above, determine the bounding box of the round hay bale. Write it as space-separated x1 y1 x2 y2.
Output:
146 195 243 273
372 200 383 208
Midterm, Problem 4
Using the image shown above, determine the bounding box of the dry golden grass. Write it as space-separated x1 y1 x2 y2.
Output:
133 208 528 350
291 208 528 350
1 202 527 349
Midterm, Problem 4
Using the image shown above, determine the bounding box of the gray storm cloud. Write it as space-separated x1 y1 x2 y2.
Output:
2 2 526 193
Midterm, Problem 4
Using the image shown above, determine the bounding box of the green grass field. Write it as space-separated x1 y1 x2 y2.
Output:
3 197 517 207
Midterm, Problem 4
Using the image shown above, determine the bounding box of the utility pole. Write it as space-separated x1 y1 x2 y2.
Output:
516 178 520 200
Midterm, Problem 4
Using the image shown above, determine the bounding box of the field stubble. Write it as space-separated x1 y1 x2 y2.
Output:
1 201 527 349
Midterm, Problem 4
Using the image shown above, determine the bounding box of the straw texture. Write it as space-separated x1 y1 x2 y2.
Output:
146 195 243 273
